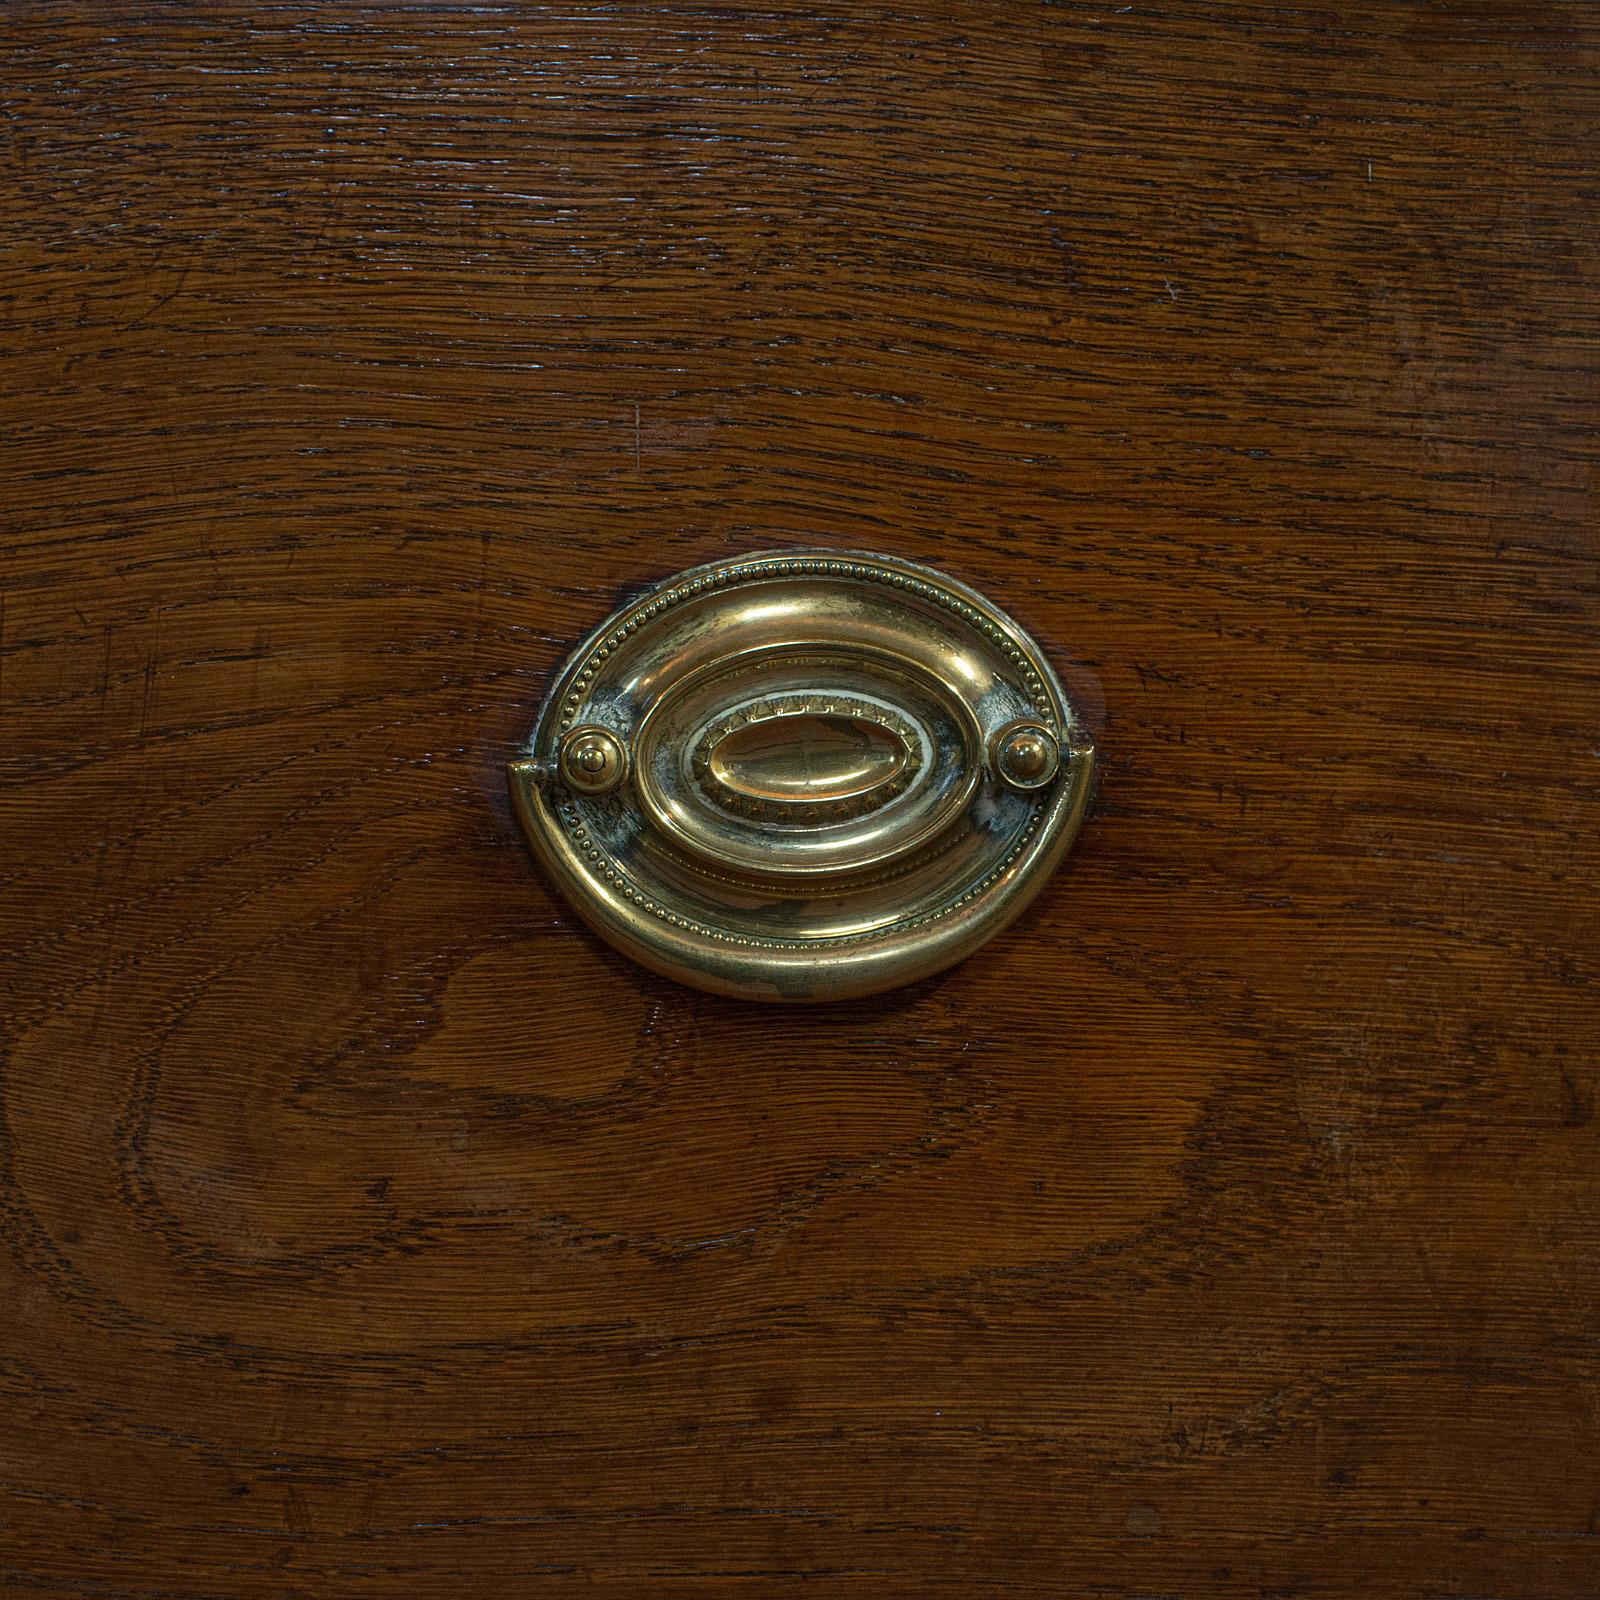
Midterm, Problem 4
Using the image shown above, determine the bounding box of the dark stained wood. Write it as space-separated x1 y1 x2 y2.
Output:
2 3 1597 1595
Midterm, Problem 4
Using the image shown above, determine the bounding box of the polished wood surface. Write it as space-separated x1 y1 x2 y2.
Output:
3 5 1597 1595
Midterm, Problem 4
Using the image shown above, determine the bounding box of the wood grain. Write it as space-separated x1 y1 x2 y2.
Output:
2 3 1597 1595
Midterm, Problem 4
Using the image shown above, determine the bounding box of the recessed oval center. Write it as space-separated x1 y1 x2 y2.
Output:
710 713 907 806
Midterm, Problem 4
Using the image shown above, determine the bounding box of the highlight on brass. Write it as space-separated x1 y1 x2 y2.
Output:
508 550 1096 1001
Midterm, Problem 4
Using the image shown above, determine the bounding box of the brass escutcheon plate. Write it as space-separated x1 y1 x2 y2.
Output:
508 550 1095 1000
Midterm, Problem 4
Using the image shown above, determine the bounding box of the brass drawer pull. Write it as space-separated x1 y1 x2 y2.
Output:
508 551 1094 1000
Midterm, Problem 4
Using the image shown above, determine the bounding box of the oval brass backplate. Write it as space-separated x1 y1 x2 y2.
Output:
508 550 1095 1001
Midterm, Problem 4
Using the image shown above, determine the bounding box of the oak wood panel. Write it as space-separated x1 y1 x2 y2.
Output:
2 3 1597 1596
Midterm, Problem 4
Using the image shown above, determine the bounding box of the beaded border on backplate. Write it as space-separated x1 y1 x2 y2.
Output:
549 554 1061 952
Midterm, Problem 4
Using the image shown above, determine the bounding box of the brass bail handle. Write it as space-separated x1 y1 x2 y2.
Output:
509 551 1094 1001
